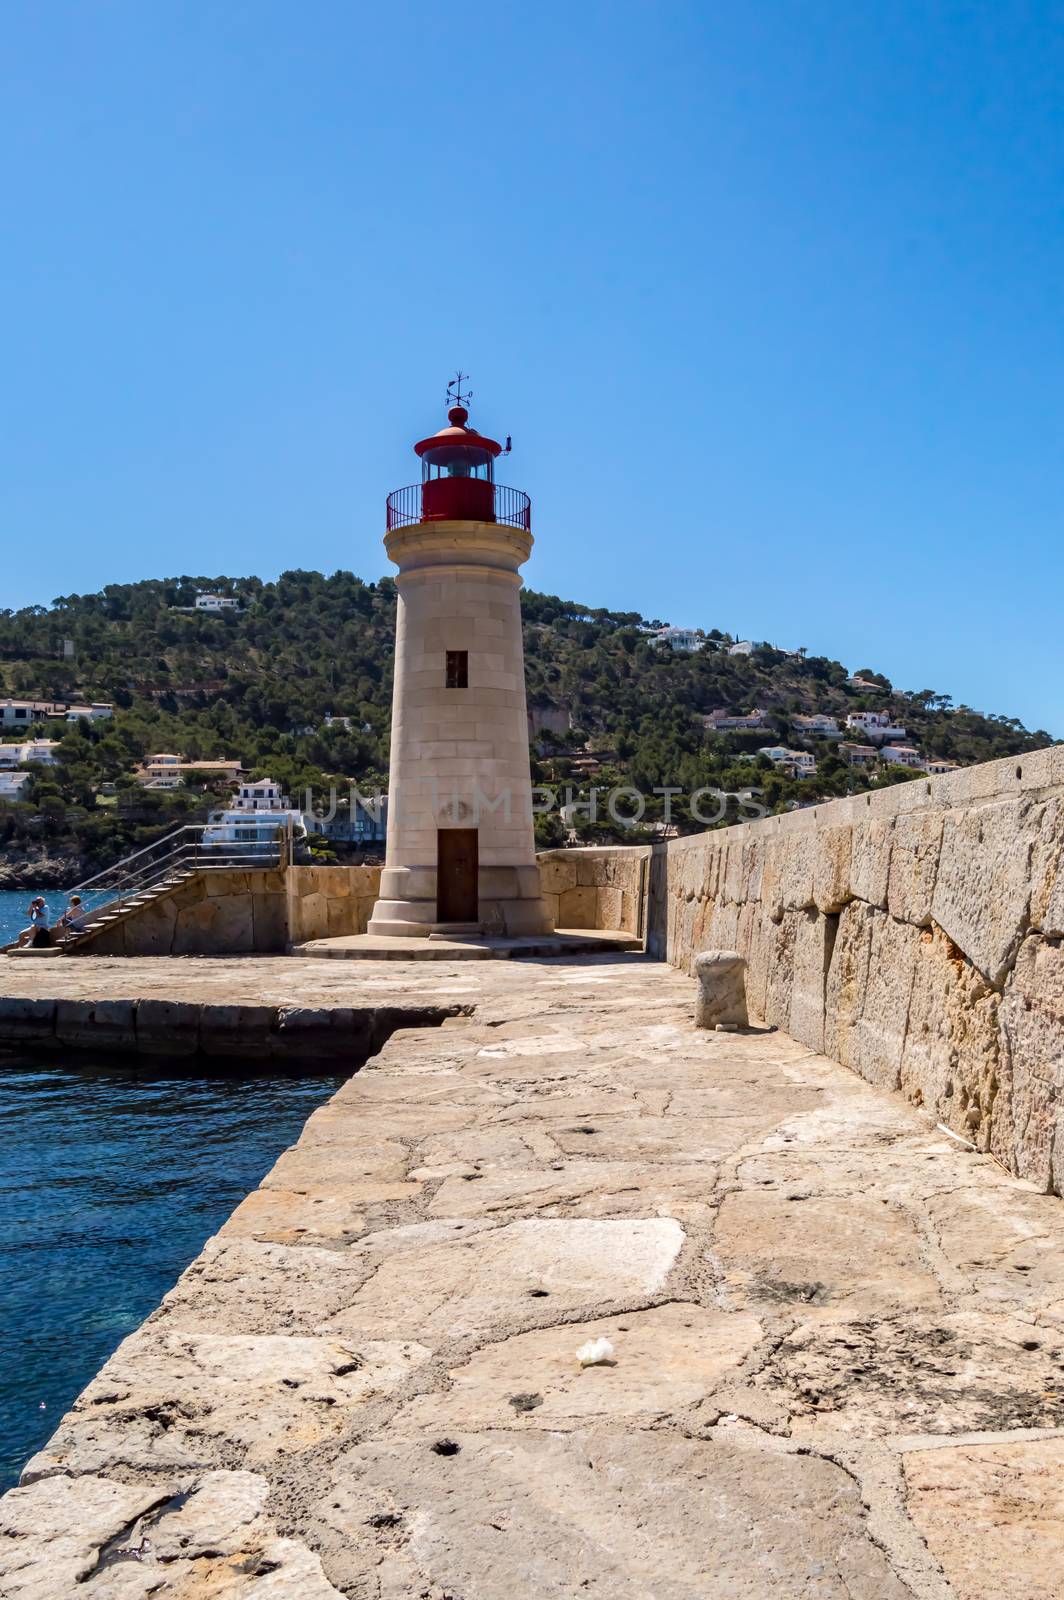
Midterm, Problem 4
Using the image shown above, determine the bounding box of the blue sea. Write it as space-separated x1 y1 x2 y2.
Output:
0 897 348 1490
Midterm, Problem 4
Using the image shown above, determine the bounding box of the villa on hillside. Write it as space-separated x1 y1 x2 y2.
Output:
846 710 907 743
653 626 706 652
136 753 245 790
791 713 841 737
702 707 769 732
0 697 113 728
880 744 924 770
0 772 32 801
759 745 817 777
233 777 289 811
839 742 879 767
0 739 59 768
927 757 961 776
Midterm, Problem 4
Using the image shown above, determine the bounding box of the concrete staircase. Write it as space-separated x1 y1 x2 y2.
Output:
53 869 199 953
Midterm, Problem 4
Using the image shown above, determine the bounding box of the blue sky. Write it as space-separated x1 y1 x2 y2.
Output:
3 1 1062 734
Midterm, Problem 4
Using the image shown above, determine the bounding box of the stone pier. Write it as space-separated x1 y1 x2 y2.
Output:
2 951 1063 1598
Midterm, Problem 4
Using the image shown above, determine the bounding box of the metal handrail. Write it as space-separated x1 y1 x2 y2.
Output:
57 820 289 944
386 481 531 532
66 823 198 896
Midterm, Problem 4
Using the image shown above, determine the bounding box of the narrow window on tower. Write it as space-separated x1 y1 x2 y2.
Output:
445 650 469 689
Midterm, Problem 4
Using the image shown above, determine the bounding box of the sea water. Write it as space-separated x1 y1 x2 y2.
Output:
0 1051 345 1490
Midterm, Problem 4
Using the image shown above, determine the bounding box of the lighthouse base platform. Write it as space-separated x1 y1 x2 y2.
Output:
289 928 641 961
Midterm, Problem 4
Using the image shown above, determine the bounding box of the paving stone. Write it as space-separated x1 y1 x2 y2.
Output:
310 1426 911 1599
904 1436 1064 1600
322 1217 685 1343
390 1303 763 1433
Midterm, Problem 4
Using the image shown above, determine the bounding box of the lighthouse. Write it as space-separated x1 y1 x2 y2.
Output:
367 383 554 938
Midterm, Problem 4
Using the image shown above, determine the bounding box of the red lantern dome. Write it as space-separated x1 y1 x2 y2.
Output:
412 405 503 523
386 388 531 533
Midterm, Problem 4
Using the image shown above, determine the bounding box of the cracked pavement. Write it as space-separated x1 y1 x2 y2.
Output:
2 952 1063 1598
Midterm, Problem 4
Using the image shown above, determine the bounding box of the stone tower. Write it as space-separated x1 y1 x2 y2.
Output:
367 392 553 938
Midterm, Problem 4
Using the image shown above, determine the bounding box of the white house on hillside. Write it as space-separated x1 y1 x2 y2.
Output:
791 713 840 737
194 592 241 613
653 627 705 653
880 744 924 770
759 746 817 777
0 740 58 768
233 778 289 811
0 772 32 800
0 698 113 728
846 710 907 743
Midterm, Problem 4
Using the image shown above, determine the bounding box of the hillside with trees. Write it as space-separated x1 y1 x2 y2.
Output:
0 572 1053 882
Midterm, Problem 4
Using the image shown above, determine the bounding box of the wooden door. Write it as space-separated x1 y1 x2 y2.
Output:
436 828 479 922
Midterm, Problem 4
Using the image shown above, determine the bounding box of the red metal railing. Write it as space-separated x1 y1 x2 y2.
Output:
386 482 531 532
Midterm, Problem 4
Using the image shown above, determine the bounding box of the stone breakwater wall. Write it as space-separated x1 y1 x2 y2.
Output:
600 748 1064 1194
0 993 469 1063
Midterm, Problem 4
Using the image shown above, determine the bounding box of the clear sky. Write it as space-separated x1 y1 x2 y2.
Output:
3 2 1062 734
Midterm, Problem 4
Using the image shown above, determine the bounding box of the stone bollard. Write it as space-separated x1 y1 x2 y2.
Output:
693 950 748 1030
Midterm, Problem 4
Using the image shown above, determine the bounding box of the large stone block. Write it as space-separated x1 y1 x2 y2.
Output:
121 895 178 955
204 870 247 898
135 999 201 1055
789 908 834 1053
251 892 287 951
1031 796 1064 935
850 815 893 909
886 810 943 927
777 831 817 913
0 995 56 1041
173 897 227 955
596 886 625 930
197 1004 277 1060
537 854 579 894
901 927 1001 1146
998 935 1064 1193
761 910 799 1031
55 998 137 1051
824 901 874 1068
557 886 598 927
812 825 853 914
905 1436 1064 1600
849 911 921 1090
932 798 1041 984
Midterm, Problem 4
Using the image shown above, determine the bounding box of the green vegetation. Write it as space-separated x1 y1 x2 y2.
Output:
0 573 1054 879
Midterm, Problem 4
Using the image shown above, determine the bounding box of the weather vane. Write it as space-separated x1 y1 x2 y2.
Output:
447 370 472 410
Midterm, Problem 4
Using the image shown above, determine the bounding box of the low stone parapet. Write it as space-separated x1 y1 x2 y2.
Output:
535 845 649 936
0 993 470 1064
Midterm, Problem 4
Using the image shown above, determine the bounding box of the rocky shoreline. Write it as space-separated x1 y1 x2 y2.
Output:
0 851 86 891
